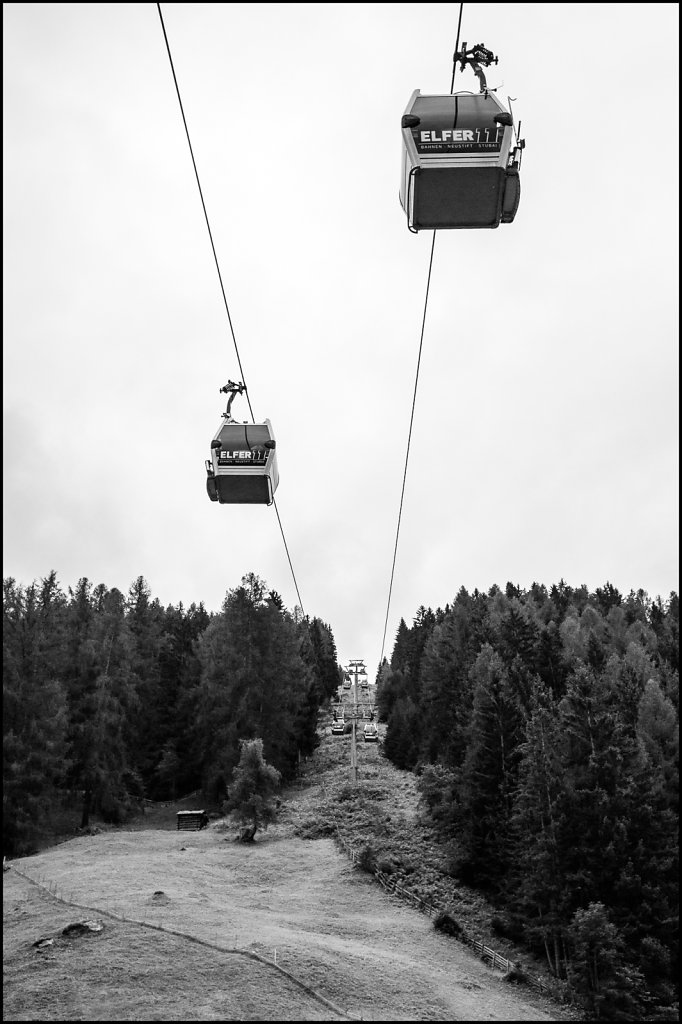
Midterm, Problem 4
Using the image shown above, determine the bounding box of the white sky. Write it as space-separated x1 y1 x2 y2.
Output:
3 3 679 674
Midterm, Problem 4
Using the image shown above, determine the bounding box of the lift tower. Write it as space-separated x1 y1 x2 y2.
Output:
348 659 366 784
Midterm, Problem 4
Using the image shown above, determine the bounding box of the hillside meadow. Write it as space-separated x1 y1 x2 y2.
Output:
3 725 579 1022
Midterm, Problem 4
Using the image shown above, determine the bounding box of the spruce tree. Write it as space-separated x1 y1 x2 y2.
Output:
3 576 70 854
383 695 420 770
568 902 648 1020
509 683 568 977
224 737 281 842
454 644 525 890
64 580 140 826
419 606 475 767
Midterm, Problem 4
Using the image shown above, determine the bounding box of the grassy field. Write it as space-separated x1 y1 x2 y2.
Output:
3 721 579 1022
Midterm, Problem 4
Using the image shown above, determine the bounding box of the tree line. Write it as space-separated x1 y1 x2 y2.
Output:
3 570 340 857
4 568 678 1018
376 580 679 1021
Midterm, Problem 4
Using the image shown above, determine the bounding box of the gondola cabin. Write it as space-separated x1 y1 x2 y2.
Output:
205 419 279 505
400 88 520 231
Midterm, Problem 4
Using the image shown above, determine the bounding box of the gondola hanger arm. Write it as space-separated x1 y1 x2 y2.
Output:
452 41 499 93
219 380 246 421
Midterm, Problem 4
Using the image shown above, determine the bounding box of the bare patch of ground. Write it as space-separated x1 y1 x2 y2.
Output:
3 721 579 1022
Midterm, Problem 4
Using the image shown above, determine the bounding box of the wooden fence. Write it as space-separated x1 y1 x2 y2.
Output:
331 823 552 997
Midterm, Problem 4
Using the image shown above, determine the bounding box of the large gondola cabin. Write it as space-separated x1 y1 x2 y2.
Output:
205 383 279 505
399 44 524 232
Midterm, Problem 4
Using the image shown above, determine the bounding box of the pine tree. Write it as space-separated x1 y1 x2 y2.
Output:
559 611 587 664
3 576 70 854
528 581 552 622
568 902 649 1020
300 616 341 708
390 619 411 672
194 587 256 801
419 606 475 767
255 593 315 779
605 605 629 657
64 580 140 826
390 607 436 695
383 695 420 770
594 583 623 616
195 574 315 799
374 666 409 724
536 620 570 696
224 737 281 842
509 683 568 978
166 601 211 798
636 678 678 808
553 666 629 916
416 762 460 833
499 600 540 675
454 644 525 891
125 576 166 791
549 579 572 619
649 592 679 675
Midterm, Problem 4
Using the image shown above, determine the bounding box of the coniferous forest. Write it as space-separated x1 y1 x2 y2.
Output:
3 572 678 1020
376 581 679 1021
3 570 340 856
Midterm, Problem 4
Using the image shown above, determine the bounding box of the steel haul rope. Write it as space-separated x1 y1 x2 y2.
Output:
157 3 305 616
379 3 465 666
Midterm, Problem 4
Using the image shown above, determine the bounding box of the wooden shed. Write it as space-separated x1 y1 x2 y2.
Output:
176 810 208 831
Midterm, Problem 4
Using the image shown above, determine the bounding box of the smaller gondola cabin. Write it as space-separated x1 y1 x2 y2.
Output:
206 419 279 505
399 89 520 231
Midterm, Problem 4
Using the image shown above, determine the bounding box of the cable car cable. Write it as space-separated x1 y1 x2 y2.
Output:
157 3 306 618
379 1 464 667
379 231 437 665
273 502 305 613
156 4 253 420
449 3 465 93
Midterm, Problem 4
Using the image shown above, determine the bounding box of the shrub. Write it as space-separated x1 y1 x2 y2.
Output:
335 785 356 804
376 855 401 875
357 844 378 874
434 910 463 938
294 817 336 839
504 965 531 986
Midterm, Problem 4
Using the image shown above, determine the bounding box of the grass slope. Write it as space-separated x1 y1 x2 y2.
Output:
3 718 579 1022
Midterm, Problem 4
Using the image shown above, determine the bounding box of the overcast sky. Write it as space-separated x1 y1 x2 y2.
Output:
4 3 679 674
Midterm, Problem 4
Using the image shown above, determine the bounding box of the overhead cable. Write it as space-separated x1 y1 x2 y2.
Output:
157 3 306 617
